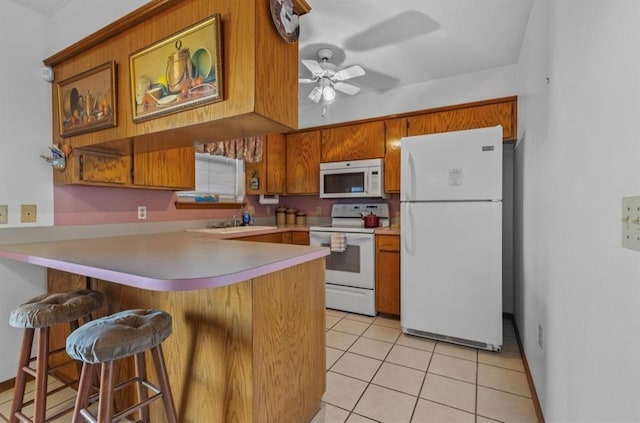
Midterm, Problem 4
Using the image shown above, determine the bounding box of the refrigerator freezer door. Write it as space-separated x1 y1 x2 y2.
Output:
401 126 503 202
400 201 502 349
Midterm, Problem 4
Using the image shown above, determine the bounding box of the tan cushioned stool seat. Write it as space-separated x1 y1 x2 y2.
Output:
66 309 172 364
9 289 104 329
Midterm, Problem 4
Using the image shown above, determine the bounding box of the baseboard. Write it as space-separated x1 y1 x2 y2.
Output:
0 378 15 393
507 315 545 423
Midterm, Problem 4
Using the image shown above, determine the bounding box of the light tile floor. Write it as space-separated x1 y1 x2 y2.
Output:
0 312 537 423
0 378 134 423
314 309 538 423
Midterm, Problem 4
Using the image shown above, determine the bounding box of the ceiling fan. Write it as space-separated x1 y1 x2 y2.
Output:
299 48 366 116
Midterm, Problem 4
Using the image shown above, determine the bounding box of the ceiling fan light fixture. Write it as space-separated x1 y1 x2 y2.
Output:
308 86 322 103
322 85 336 103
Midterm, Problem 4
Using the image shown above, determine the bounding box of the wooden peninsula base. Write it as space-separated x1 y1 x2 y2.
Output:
48 258 326 423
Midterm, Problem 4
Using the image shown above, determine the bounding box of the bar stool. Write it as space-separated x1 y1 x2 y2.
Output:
66 309 178 423
9 289 104 423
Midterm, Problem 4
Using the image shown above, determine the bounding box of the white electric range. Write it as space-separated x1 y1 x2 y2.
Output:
309 203 390 316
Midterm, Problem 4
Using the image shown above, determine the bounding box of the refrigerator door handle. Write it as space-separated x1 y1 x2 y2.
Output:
401 152 416 202
402 203 415 255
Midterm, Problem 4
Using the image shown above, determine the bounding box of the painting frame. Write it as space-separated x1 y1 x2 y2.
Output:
57 61 117 137
129 14 223 123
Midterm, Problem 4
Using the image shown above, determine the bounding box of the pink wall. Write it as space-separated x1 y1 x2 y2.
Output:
54 186 400 225
54 186 240 225
245 194 400 220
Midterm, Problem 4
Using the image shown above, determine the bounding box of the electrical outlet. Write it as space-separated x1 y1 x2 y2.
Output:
247 205 255 215
0 205 7 224
622 196 640 250
316 206 322 216
538 324 543 349
20 204 37 223
137 206 147 220
266 206 272 215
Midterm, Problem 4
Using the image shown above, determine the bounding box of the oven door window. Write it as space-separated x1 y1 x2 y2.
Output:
323 172 365 194
322 243 360 273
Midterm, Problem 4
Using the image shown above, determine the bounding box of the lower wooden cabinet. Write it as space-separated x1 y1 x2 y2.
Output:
290 231 310 245
375 234 400 316
235 230 309 245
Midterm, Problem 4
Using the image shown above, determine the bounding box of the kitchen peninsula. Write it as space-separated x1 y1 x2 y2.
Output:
0 231 328 423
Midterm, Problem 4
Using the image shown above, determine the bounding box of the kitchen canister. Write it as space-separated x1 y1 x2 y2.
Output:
275 207 287 225
295 212 306 225
285 208 297 225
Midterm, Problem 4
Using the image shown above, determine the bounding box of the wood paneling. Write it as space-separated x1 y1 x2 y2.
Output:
47 270 93 383
253 259 325 423
320 121 385 162
383 118 406 193
286 131 320 194
71 259 327 422
375 235 400 316
407 100 516 140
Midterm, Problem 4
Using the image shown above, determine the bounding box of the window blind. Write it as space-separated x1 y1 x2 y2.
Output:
178 153 245 202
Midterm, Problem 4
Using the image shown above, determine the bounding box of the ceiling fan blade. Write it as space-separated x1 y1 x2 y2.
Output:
298 78 316 84
301 59 323 75
333 82 361 96
333 65 365 81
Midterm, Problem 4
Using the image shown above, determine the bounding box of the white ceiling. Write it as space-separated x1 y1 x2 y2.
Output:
10 0 533 109
298 0 532 103
8 0 76 17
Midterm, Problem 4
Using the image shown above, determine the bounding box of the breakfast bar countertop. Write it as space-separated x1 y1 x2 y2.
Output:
0 231 329 292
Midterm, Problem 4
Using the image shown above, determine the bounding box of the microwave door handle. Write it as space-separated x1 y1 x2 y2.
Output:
365 170 370 195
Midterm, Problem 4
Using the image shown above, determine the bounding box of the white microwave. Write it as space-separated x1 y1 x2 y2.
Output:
320 159 388 199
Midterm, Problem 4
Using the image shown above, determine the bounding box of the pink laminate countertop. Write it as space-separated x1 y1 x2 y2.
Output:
0 231 328 292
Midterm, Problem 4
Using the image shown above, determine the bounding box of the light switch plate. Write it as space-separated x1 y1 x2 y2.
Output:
0 205 7 224
20 204 37 223
622 196 640 250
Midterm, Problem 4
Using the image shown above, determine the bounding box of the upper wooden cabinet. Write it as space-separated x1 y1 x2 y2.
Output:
384 118 406 193
53 140 195 190
286 131 321 195
133 146 195 190
44 0 298 157
245 134 286 195
320 121 385 162
407 98 516 140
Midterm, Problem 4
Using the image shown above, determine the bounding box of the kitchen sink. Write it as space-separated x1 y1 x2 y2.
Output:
188 226 278 234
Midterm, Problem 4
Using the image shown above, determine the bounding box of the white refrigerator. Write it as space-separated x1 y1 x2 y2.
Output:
400 125 503 351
